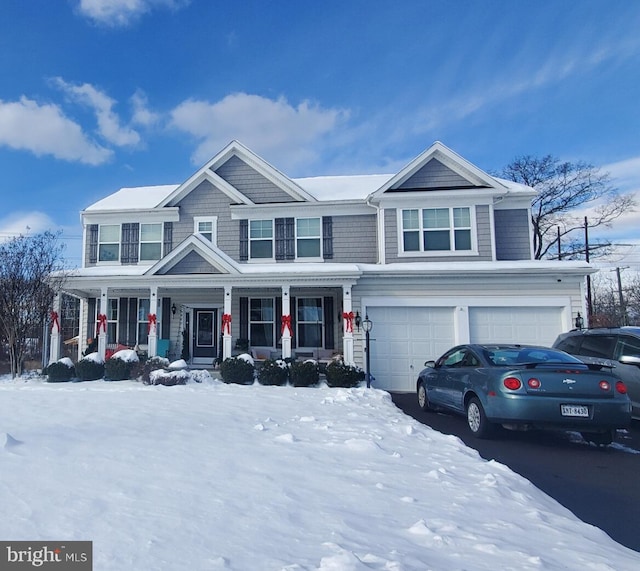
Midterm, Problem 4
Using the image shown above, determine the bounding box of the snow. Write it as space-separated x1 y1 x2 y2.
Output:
293 174 393 200
1 376 638 570
84 184 179 211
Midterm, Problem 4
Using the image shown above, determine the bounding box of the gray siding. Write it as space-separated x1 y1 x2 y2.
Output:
162 251 222 275
215 156 297 204
385 205 493 262
397 158 472 190
494 209 532 260
331 214 377 263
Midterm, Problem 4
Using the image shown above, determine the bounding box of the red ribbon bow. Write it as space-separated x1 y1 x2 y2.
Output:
342 311 355 333
281 314 292 336
222 313 232 334
50 311 60 332
97 313 108 334
147 313 157 334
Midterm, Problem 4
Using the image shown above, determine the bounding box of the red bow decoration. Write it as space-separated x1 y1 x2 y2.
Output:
147 313 157 334
97 313 108 334
342 311 355 333
50 311 60 332
281 314 292 336
222 313 232 334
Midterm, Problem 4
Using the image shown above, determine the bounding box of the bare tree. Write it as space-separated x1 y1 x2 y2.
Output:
498 155 635 260
0 232 67 377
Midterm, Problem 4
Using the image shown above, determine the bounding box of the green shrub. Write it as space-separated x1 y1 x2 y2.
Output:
75 358 105 381
141 356 170 385
258 358 289 386
105 354 139 381
46 360 75 382
289 360 319 387
220 356 255 384
325 360 365 388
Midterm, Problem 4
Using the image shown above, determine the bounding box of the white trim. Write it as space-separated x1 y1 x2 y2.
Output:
82 209 180 225
194 216 218 246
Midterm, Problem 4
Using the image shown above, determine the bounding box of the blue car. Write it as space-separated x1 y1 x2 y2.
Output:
416 344 632 445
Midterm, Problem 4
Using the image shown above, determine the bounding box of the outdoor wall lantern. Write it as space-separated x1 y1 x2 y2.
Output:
171 303 177 316
354 311 361 331
575 312 584 330
362 315 373 388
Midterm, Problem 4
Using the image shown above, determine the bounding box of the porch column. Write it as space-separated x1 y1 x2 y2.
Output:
148 286 159 357
97 287 108 361
222 286 232 360
342 285 355 365
78 298 87 360
281 285 292 359
49 294 61 364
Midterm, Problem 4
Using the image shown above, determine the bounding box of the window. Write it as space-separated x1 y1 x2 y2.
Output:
250 220 273 259
250 298 274 346
579 335 616 359
95 299 118 341
297 298 323 347
98 225 120 262
296 218 321 258
616 335 640 360
401 207 472 253
137 298 150 345
140 224 162 261
195 217 217 244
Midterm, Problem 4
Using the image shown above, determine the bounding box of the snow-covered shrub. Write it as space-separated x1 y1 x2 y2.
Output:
258 358 289 386
148 369 189 386
141 356 170 385
220 355 255 384
325 359 365 388
289 360 319 387
75 355 105 381
105 350 140 381
46 358 75 382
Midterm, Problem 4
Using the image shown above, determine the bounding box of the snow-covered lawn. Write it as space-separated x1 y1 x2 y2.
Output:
1 375 639 570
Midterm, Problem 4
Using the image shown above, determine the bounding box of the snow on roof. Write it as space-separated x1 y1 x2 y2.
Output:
293 174 393 200
85 185 180 211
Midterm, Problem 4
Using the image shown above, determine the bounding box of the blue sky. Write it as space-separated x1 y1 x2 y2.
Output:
1 0 639 268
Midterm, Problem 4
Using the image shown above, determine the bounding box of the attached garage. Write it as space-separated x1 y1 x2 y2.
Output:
469 306 563 347
367 306 456 393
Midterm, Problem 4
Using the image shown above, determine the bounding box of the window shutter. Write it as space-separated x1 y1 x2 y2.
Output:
130 223 139 263
118 298 128 344
88 225 98 264
161 297 171 338
322 216 333 260
239 220 249 261
276 296 283 343
285 218 295 260
290 297 297 349
128 298 137 345
239 297 249 339
88 298 96 336
275 218 285 260
324 296 334 350
121 223 139 264
163 222 173 255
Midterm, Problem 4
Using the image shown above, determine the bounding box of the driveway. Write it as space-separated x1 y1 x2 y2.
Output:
390 392 640 553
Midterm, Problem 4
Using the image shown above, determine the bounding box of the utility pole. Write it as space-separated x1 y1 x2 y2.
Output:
585 217 592 320
616 267 628 326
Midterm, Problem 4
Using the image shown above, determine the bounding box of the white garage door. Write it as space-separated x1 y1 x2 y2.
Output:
469 306 563 347
367 306 455 393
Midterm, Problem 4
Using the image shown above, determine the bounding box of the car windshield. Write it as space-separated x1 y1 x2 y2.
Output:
483 347 582 366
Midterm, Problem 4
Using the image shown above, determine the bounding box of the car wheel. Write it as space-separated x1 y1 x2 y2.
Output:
417 383 432 411
466 397 495 439
581 430 614 446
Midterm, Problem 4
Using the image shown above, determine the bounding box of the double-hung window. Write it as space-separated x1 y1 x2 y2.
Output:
250 220 273 259
195 216 218 244
402 207 472 253
297 298 323 347
250 298 274 346
137 298 150 345
139 224 162 261
98 225 120 262
296 218 321 258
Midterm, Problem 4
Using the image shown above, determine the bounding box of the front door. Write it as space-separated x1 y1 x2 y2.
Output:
192 309 217 365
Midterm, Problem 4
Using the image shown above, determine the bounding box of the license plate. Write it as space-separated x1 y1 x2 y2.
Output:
561 404 589 417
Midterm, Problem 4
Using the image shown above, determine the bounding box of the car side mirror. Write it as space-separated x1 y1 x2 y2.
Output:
424 360 436 368
619 354 640 367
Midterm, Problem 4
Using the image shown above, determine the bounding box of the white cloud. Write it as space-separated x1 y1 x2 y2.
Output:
0 97 112 165
0 212 60 240
52 77 140 147
170 93 348 171
77 0 189 27
130 90 159 127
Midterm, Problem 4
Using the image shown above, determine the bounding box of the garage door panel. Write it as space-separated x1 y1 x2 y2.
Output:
469 307 562 346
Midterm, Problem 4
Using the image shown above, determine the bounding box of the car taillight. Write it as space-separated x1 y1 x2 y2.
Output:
616 381 628 395
528 378 541 389
504 377 522 390
599 380 610 391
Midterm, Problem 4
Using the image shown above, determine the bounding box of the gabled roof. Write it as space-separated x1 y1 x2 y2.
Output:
368 141 508 199
158 140 317 207
145 234 240 276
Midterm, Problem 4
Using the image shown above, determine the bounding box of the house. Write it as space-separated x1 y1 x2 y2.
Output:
50 141 594 392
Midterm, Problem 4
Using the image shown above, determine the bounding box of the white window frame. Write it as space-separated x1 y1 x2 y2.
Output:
98 224 120 263
137 298 151 346
399 206 476 257
249 220 274 260
296 218 322 260
194 216 218 245
139 223 163 262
